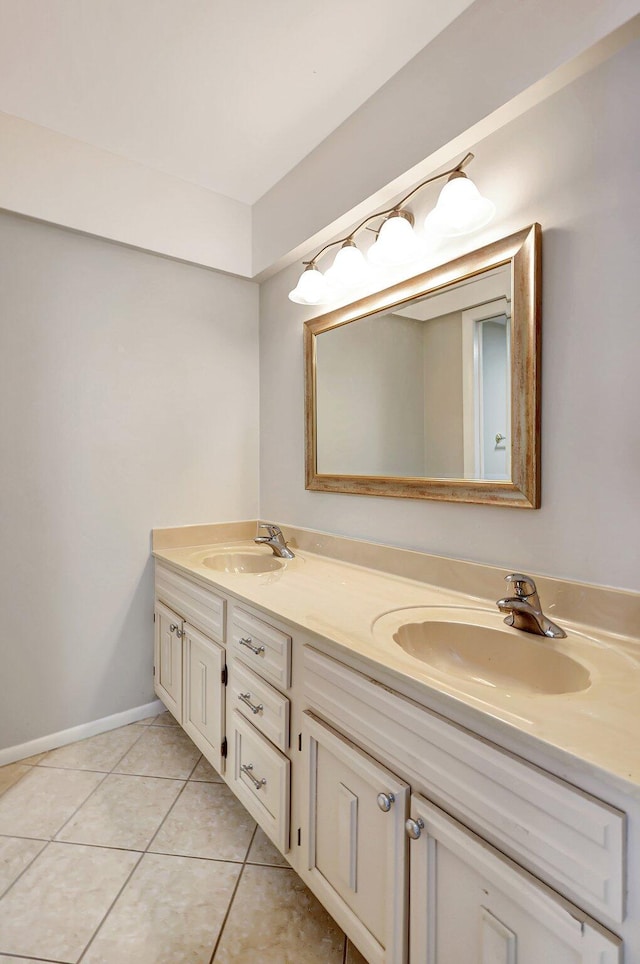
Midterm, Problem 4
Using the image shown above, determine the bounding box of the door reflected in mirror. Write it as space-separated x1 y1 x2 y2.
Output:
315 264 511 482
305 224 541 507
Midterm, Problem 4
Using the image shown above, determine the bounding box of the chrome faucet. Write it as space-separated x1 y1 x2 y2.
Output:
497 573 566 638
254 522 295 559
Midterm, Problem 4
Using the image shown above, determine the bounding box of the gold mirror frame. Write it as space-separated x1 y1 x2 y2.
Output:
304 223 541 508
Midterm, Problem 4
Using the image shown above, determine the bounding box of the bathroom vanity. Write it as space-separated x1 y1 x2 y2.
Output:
152 521 640 963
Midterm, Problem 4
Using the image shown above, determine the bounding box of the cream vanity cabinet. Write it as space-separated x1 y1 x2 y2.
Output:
153 560 627 963
303 647 624 964
154 564 227 771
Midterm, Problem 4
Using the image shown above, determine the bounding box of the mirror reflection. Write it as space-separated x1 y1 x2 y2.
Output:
315 263 512 482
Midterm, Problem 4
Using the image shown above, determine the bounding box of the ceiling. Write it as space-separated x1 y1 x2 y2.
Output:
0 0 475 204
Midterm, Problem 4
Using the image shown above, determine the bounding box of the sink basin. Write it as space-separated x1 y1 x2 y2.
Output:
202 551 285 574
374 607 591 696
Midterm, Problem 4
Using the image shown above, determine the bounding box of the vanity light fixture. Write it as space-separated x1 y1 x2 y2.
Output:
425 169 496 237
288 152 495 305
324 239 373 290
367 211 429 266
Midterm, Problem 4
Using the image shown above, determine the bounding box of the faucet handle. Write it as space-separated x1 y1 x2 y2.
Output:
505 573 537 598
257 522 281 537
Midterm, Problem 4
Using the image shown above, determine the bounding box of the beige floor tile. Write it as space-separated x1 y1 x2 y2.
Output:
56 774 184 850
346 939 370 963
40 724 147 773
83 852 240 964
0 841 139 961
214 865 345 963
247 826 288 867
150 782 255 860
190 755 223 783
114 726 200 780
0 957 54 962
0 764 31 798
151 710 178 727
0 767 104 839
0 837 46 896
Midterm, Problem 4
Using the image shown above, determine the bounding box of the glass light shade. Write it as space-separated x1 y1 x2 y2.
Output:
325 242 373 290
288 265 330 305
367 212 428 266
425 174 495 237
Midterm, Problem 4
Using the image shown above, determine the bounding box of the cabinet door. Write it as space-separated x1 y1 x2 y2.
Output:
304 712 409 964
154 601 183 721
182 623 225 773
408 793 622 964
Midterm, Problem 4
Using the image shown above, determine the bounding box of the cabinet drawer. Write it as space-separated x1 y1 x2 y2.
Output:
227 710 290 853
228 659 290 751
303 647 626 925
155 562 225 643
230 608 291 689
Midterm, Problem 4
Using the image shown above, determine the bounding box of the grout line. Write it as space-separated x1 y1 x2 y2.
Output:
0 954 73 962
75 849 145 964
39 839 147 856
76 752 213 963
208 823 258 964
31 721 151 771
31 766 114 776
107 722 157 774
0 832 49 842
208 862 246 964
46 721 155 841
33 767 210 783
143 753 201 855
0 765 38 800
147 848 245 865
49 771 111 843
0 837 49 902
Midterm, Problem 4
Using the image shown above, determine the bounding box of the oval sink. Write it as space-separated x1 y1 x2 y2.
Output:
374 607 590 696
202 552 285 574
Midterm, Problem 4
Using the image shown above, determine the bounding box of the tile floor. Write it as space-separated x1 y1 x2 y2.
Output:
0 712 367 964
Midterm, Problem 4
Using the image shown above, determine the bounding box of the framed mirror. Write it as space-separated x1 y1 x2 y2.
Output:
304 224 541 507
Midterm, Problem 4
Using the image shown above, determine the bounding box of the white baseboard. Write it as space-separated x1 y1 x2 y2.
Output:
0 699 165 768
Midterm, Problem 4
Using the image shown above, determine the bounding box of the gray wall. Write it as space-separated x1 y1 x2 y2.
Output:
0 214 260 751
259 39 640 592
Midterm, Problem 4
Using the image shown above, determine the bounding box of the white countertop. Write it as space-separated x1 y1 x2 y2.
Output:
154 537 640 794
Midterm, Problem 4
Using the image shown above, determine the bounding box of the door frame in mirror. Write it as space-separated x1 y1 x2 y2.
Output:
304 223 541 508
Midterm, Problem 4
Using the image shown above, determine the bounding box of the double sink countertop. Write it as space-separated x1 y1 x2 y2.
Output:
153 521 640 797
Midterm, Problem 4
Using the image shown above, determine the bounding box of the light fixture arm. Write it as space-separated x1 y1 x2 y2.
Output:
302 152 475 266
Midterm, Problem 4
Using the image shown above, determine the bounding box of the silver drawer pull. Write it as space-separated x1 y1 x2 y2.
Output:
169 623 184 639
241 763 267 790
238 636 265 655
238 692 263 715
377 792 395 812
405 817 425 840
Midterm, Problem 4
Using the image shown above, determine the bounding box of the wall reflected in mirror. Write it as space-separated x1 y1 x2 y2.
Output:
315 264 511 482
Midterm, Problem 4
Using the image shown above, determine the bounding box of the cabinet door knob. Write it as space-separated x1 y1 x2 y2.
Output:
377 792 395 812
405 817 425 840
169 623 184 638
